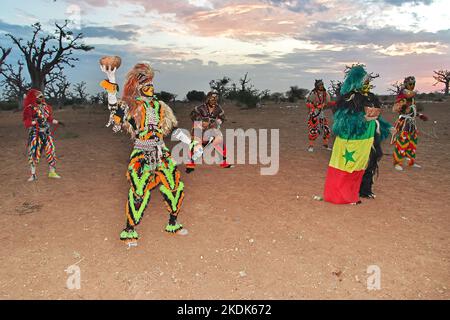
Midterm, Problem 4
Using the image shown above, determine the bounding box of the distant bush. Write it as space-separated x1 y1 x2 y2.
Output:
267 92 286 103
226 89 260 108
416 92 445 101
186 90 206 102
286 86 309 102
157 91 177 103
0 101 17 111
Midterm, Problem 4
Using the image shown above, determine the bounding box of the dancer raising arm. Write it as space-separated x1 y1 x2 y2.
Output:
100 60 186 245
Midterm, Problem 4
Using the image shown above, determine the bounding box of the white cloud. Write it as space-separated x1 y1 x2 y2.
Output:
377 42 448 56
188 0 215 9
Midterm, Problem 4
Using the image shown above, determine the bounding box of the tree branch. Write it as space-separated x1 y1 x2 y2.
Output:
0 47 11 69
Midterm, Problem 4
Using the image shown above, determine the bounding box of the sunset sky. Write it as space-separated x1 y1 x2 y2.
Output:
0 0 449 97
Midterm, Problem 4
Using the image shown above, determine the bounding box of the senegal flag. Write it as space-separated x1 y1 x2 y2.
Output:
324 120 376 204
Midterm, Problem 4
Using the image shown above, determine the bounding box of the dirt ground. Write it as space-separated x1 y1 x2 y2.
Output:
0 99 449 300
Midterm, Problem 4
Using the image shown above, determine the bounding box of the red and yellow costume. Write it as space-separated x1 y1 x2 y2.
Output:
305 80 335 150
392 76 428 169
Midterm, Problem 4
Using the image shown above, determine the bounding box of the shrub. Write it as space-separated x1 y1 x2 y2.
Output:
0 101 18 111
186 90 206 102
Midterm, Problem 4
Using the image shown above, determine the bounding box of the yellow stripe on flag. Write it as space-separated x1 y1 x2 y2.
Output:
329 136 374 173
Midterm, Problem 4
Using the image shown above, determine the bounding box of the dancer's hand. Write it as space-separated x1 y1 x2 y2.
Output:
191 139 202 153
31 120 36 125
214 119 222 128
100 64 117 83
365 106 381 118
365 115 378 121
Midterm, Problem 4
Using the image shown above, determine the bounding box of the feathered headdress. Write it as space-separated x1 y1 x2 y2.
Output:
340 64 367 96
121 62 177 137
122 63 155 109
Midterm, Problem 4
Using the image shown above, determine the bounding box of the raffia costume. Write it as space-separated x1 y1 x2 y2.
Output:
100 63 185 243
323 65 391 204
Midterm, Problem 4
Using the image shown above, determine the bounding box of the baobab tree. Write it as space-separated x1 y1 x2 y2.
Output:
6 21 93 92
0 60 30 108
433 70 450 95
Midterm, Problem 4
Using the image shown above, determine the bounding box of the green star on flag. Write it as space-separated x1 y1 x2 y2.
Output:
325 120 377 204
343 148 356 165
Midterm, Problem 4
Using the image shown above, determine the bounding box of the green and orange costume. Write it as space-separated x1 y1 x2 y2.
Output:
101 62 185 243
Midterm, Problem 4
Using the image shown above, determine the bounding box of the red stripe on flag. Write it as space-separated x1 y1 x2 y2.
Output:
324 166 365 204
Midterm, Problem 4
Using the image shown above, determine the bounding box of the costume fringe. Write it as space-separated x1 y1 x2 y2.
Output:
160 101 178 136
332 109 368 138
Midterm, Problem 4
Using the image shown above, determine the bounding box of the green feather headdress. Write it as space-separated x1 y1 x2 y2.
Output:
340 64 368 96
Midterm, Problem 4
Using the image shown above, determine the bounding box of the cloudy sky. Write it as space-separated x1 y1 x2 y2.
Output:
0 0 449 97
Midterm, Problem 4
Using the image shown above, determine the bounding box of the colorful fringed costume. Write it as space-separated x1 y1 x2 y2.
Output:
100 62 185 243
23 89 61 181
305 80 336 151
186 91 232 172
323 65 391 204
392 76 428 170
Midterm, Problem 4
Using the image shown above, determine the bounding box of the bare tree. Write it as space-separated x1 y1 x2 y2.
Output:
90 92 108 106
433 69 450 95
239 72 251 91
387 81 403 95
72 81 88 104
0 47 11 69
45 69 71 108
6 21 93 92
368 72 380 81
0 60 30 108
329 80 342 98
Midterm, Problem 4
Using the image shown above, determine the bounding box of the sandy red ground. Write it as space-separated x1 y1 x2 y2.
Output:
0 100 449 299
